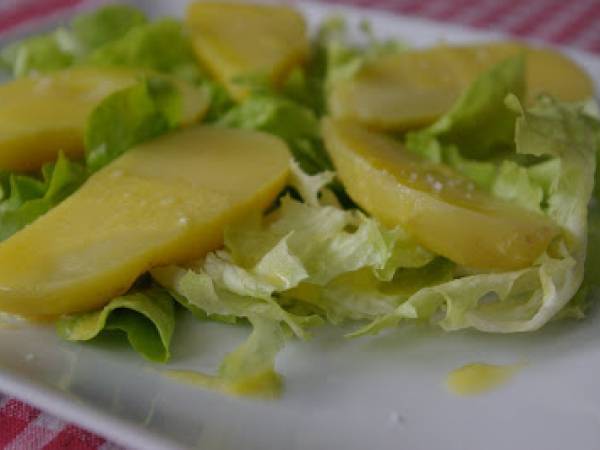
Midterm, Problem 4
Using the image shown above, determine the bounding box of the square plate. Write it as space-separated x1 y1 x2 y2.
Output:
1 2 599 449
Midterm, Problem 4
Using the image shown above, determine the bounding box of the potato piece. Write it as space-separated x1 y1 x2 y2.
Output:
186 1 309 100
329 42 595 130
0 67 208 171
0 126 291 316
323 118 559 270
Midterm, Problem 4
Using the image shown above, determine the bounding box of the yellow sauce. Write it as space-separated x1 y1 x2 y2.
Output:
161 368 282 399
446 362 524 396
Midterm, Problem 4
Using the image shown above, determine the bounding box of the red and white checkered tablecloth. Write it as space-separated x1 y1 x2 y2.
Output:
0 0 598 449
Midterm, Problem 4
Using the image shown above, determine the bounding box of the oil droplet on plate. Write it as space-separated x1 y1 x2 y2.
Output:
446 362 525 396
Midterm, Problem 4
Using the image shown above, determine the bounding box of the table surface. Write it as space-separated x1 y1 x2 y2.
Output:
0 0 598 449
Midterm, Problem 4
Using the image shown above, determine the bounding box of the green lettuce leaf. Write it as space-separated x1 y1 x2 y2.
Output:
216 94 332 174
70 4 148 54
152 188 431 395
56 287 175 363
355 95 597 335
427 55 525 158
87 18 204 84
84 76 182 171
0 34 73 77
404 56 553 214
151 261 318 340
0 152 87 241
153 191 432 331
0 5 148 77
405 133 498 189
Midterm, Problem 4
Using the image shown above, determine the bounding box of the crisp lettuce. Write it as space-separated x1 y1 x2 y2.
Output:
216 94 332 174
87 19 204 84
0 153 87 241
56 287 175 363
0 5 148 77
405 56 552 214
406 55 525 163
84 76 182 171
427 55 525 158
355 95 597 335
152 179 434 394
70 5 148 54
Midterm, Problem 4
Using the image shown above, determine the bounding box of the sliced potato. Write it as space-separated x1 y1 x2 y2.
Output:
0 126 291 316
0 66 208 171
323 118 559 270
329 42 595 130
186 1 309 100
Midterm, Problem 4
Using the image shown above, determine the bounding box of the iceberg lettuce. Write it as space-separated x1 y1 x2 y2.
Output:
356 95 597 335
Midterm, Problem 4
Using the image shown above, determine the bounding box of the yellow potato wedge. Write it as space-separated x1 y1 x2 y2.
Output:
329 42 595 130
186 1 309 100
0 126 291 316
323 118 559 270
0 66 208 171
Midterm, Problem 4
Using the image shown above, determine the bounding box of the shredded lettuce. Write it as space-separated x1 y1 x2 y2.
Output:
152 179 435 394
56 287 175 363
84 76 183 171
0 153 87 241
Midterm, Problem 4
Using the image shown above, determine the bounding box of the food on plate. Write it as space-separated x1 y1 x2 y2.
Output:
186 2 309 100
0 67 205 171
322 118 559 270
328 42 595 130
0 126 290 316
0 2 597 398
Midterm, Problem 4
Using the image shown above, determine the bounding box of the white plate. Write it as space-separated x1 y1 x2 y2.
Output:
1 2 600 450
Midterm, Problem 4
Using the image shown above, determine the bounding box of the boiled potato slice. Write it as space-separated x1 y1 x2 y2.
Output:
186 1 309 100
329 42 595 130
0 126 291 316
323 118 559 270
0 67 208 171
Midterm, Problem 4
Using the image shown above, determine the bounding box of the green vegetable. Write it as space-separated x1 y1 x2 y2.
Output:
84 76 182 171
70 4 148 53
56 287 175 363
427 55 525 158
0 4 148 77
355 94 597 335
405 56 550 213
0 152 87 241
87 19 204 84
217 94 332 174
0 34 73 77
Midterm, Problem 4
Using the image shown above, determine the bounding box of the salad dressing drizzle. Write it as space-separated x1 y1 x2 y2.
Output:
446 362 524 396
